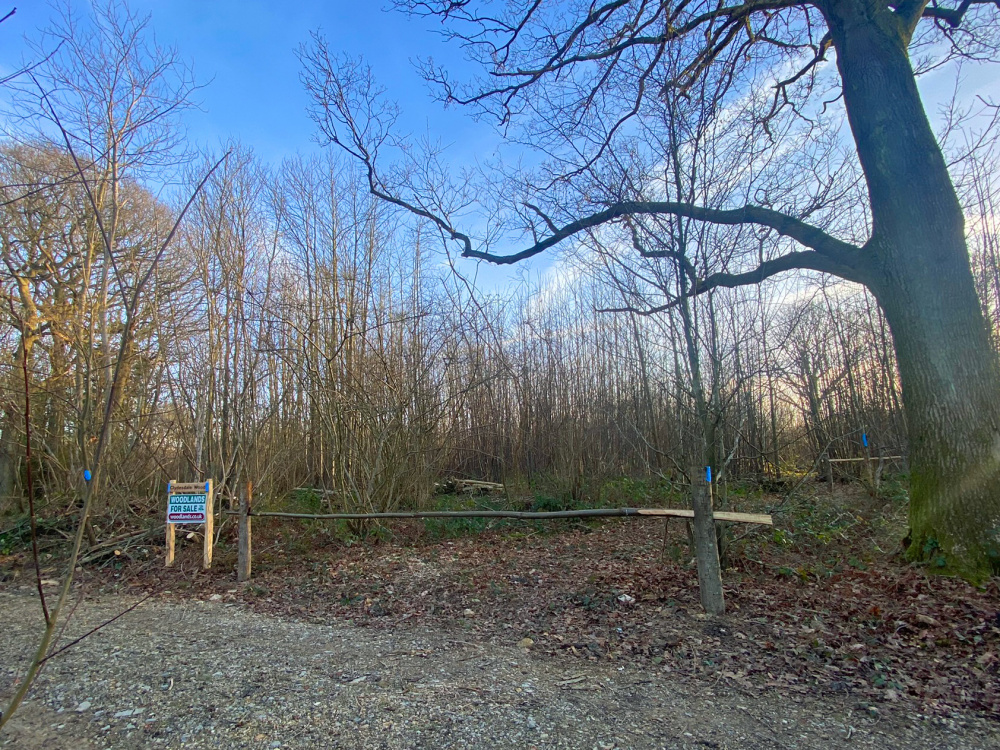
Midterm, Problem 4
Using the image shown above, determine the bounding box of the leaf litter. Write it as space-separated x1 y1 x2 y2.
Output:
116 489 999 721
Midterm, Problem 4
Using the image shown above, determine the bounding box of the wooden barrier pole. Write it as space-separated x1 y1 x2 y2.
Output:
203 478 214 570
225 507 773 525
690 466 725 616
827 456 901 462
238 481 252 582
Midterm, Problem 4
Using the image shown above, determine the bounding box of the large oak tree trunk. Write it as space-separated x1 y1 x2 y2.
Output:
827 1 1000 576
878 257 1000 575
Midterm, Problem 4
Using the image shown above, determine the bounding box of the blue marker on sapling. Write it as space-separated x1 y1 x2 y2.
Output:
83 470 91 482
706 466 712 483
862 433 868 448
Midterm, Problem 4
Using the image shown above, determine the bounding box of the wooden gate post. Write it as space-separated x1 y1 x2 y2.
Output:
165 479 176 567
822 452 834 495
238 481 252 582
165 521 175 567
863 437 874 487
690 466 725 616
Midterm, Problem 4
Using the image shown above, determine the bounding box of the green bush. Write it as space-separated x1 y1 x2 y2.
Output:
530 493 568 513
0 519 30 555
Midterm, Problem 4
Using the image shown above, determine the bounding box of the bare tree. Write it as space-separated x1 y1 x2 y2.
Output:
0 1 222 728
301 0 1000 577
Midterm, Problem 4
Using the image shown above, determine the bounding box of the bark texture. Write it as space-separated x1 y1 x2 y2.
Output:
690 468 726 615
827 0 1000 576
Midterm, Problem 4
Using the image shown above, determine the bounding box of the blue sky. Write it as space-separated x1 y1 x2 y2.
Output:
4 2 994 160
0 1 532 287
2 1 492 163
1 2 997 295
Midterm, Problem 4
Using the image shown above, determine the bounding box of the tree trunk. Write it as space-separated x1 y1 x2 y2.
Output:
690 466 725 616
876 251 1000 576
0 408 21 512
828 2 1000 576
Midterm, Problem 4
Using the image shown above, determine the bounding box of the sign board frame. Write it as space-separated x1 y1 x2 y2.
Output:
165 478 214 569
167 490 208 524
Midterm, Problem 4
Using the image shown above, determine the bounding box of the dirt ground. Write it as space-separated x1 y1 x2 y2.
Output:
1 587 998 749
2 488 999 748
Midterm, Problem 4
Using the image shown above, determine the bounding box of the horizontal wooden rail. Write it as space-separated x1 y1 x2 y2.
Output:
225 507 772 526
828 456 902 463
228 480 771 583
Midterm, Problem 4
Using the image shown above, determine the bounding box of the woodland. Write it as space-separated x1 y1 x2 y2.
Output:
1 0 1000 733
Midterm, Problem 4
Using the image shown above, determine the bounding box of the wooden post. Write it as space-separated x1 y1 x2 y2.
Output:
874 447 885 492
165 522 175 567
238 481 252 582
822 452 834 495
715 475 729 570
203 478 214 570
690 466 725 616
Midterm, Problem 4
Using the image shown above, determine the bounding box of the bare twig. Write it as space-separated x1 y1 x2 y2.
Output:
0 143 230 730
7 297 49 626
39 592 156 666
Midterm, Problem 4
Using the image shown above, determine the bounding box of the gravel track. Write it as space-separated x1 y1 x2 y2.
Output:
1 589 997 749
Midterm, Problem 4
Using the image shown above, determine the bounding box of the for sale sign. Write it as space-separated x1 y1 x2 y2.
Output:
167 481 212 524
165 479 215 569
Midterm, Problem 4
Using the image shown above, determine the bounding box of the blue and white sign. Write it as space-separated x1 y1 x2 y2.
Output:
167 481 212 524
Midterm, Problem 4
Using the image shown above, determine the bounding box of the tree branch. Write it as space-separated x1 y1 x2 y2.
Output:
920 0 1000 27
598 249 854 315
412 0 801 115
464 200 862 272
766 32 833 121
895 0 933 37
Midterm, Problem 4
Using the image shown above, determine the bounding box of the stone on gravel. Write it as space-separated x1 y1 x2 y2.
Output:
1 591 998 750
